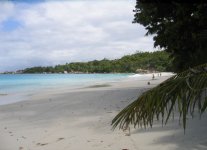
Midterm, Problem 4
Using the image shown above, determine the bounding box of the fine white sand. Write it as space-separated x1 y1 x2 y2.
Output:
0 73 207 150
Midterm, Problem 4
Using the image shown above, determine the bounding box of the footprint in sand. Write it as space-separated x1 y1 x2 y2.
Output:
22 136 26 139
19 147 24 150
36 137 65 147
57 137 65 142
36 143 48 146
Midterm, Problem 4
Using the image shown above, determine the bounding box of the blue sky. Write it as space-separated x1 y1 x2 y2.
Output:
1 18 22 32
0 0 155 72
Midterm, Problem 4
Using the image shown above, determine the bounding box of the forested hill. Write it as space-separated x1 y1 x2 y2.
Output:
23 51 172 73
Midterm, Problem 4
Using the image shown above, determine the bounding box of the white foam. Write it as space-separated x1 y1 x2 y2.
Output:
129 72 175 79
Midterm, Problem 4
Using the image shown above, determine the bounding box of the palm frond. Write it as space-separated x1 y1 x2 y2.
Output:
112 63 207 131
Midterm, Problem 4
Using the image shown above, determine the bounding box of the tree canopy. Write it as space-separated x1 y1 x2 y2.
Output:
133 1 207 72
22 51 171 74
112 1 207 132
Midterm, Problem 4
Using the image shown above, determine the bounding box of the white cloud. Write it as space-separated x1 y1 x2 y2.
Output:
0 1 14 23
0 0 155 72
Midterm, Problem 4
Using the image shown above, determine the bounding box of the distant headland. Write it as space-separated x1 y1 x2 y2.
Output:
1 51 172 74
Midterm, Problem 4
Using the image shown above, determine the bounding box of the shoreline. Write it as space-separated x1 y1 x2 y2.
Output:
0 72 172 106
0 73 206 150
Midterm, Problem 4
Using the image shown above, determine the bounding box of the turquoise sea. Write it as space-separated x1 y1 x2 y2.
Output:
0 74 132 105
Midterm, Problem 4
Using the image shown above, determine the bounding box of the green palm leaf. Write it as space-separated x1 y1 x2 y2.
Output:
112 63 207 131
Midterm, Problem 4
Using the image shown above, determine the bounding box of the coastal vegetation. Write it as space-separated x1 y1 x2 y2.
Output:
112 64 207 131
133 1 207 72
23 51 171 73
112 1 207 131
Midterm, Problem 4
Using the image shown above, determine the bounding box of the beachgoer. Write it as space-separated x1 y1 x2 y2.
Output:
152 74 155 79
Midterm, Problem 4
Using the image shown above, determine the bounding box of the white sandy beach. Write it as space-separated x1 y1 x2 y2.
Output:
0 74 207 150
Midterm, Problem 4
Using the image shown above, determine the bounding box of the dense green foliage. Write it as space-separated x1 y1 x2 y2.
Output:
112 2 207 131
23 51 171 73
133 1 207 72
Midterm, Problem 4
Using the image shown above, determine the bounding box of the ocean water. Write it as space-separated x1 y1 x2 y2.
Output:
0 73 132 105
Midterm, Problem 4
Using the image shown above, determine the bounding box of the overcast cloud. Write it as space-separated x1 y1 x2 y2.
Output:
0 0 155 72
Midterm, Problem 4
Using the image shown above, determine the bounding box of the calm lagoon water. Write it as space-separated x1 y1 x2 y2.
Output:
0 74 132 105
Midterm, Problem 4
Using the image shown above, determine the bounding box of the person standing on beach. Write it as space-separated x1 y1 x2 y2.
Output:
152 74 155 80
